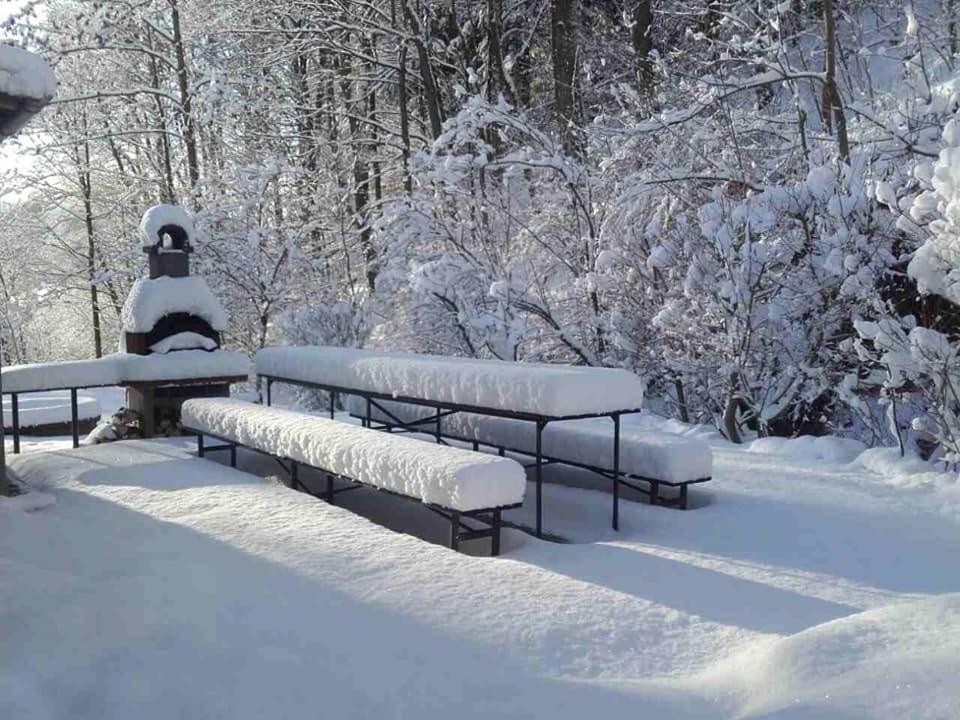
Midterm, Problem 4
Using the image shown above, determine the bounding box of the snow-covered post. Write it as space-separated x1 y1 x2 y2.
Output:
0 45 56 494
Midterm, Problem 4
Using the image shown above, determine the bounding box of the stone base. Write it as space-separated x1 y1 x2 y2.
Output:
126 383 230 438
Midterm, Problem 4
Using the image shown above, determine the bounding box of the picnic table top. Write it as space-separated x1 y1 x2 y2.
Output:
256 346 646 420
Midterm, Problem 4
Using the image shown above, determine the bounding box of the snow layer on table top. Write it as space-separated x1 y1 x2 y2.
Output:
149 331 217 354
256 346 646 417
121 350 250 382
122 276 228 332
1 356 124 394
1 351 249 393
5 437 960 718
4 392 100 429
349 397 712 483
0 45 56 101
139 204 194 247
182 398 525 511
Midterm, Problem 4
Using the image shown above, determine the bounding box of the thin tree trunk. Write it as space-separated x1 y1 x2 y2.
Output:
402 0 444 139
632 0 656 98
78 129 103 358
821 0 850 161
551 0 580 155
170 0 200 197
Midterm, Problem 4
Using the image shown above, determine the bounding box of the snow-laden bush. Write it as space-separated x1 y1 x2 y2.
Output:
851 117 960 468
376 96 609 365
599 158 893 440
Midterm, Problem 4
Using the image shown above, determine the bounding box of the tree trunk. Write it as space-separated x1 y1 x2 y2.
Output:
821 0 850 161
723 372 743 443
486 0 511 103
170 0 201 197
632 0 656 98
402 0 444 139
551 0 580 155
78 120 103 359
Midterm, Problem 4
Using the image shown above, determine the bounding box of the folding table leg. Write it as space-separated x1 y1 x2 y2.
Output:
71 388 79 448
491 509 502 556
450 511 460 551
11 393 19 455
612 413 620 531
535 421 545 538
197 433 205 457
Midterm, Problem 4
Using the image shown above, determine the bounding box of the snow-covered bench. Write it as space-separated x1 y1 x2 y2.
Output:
348 398 713 509
181 398 526 555
255 346 647 536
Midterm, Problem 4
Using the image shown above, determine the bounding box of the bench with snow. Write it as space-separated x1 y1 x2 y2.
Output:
255 346 649 536
180 398 527 555
348 398 713 510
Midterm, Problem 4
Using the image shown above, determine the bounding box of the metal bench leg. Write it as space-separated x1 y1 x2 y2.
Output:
450 511 460 551
326 474 335 503
612 413 620 531
491 509 502 556
290 460 299 490
197 433 205 457
11 393 19 455
649 480 660 506
435 408 441 443
266 378 273 406
472 440 479 452
71 388 79 448
229 444 237 468
365 397 371 428
330 391 337 419
680 484 688 510
497 446 505 457
535 421 545 538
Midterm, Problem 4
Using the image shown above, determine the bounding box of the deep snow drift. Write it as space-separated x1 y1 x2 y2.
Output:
2 422 959 719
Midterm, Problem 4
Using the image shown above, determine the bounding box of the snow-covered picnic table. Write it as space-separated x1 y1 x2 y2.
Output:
1 350 250 447
256 346 654 536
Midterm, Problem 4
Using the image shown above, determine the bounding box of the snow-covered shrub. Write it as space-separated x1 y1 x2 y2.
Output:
851 116 960 468
376 96 609 365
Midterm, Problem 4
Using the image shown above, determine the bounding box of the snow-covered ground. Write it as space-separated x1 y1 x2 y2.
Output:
2 411 959 719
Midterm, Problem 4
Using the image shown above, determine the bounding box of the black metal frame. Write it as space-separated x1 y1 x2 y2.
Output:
3 383 116 451
260 373 643 537
190 427 518 556
360 410 711 510
2 375 248 453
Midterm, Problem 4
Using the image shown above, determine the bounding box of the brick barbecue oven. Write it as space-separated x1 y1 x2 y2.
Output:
121 205 245 436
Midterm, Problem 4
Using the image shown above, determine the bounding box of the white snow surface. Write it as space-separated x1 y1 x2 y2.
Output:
0 45 56 101
255 346 646 417
181 398 526 511
118 350 250 382
746 434 868 464
139 204 195 246
1 357 124 393
348 397 712 483
1 350 249 394
122 276 228 333
149 331 217 354
3 435 960 719
3 392 100 429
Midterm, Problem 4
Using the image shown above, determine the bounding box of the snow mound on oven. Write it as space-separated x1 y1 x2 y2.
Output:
122 276 228 333
139 204 195 247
